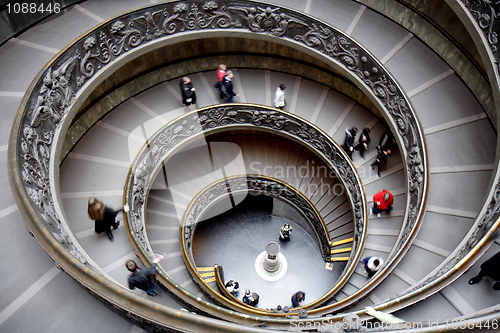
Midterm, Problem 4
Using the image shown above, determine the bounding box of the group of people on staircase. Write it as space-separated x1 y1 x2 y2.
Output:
343 127 393 177
214 64 239 103
87 197 162 296
225 278 306 310
87 66 402 303
224 280 260 306
342 128 395 278
180 64 287 111
181 64 241 111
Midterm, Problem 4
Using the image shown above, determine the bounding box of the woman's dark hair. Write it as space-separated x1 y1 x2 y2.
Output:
126 260 138 272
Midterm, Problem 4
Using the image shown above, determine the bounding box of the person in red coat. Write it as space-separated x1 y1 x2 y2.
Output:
372 189 394 217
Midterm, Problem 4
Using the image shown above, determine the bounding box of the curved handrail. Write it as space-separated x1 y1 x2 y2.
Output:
125 104 368 316
182 175 333 261
9 0 431 330
180 174 347 312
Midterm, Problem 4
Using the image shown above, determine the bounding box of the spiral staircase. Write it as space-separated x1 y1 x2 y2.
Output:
2 0 500 332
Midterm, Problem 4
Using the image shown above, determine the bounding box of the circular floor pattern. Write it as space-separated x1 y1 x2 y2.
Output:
254 250 288 282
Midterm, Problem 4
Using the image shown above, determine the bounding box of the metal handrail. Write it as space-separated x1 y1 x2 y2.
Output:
179 174 344 314
10 0 469 330
125 104 368 318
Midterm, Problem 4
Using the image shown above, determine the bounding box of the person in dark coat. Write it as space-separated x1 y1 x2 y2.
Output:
343 127 358 160
291 291 305 308
242 289 259 306
468 252 500 290
126 257 161 296
88 197 128 242
371 145 391 177
355 127 371 158
378 130 393 151
179 76 196 108
223 70 239 103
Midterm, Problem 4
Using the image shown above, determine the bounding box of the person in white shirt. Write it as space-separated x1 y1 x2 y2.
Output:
274 84 286 109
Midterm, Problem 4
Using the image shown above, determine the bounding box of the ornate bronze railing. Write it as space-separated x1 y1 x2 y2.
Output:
182 175 333 261
125 105 367 316
8 0 439 330
179 174 347 311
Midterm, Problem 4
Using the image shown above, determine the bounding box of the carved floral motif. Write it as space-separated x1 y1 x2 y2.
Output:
127 106 364 262
30 56 77 126
462 0 500 54
229 5 307 36
16 0 431 295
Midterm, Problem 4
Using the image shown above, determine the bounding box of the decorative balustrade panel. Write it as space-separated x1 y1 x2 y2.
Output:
12 0 426 273
127 106 365 262
126 104 365 312
461 0 500 76
182 175 332 262
9 0 436 322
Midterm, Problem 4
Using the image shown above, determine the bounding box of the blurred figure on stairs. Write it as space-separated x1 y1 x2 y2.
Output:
354 127 371 158
180 76 197 111
274 84 286 110
88 197 129 242
362 256 384 278
468 251 500 290
343 127 358 160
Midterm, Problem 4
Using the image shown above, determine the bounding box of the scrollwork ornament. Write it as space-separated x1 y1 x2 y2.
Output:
199 107 245 128
77 35 100 86
110 19 144 51
97 31 120 65
229 5 306 36
295 24 363 78
31 57 77 126
162 2 239 34
462 0 500 52
180 175 334 262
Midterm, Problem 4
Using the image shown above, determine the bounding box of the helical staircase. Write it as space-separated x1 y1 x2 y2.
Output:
2 0 500 332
